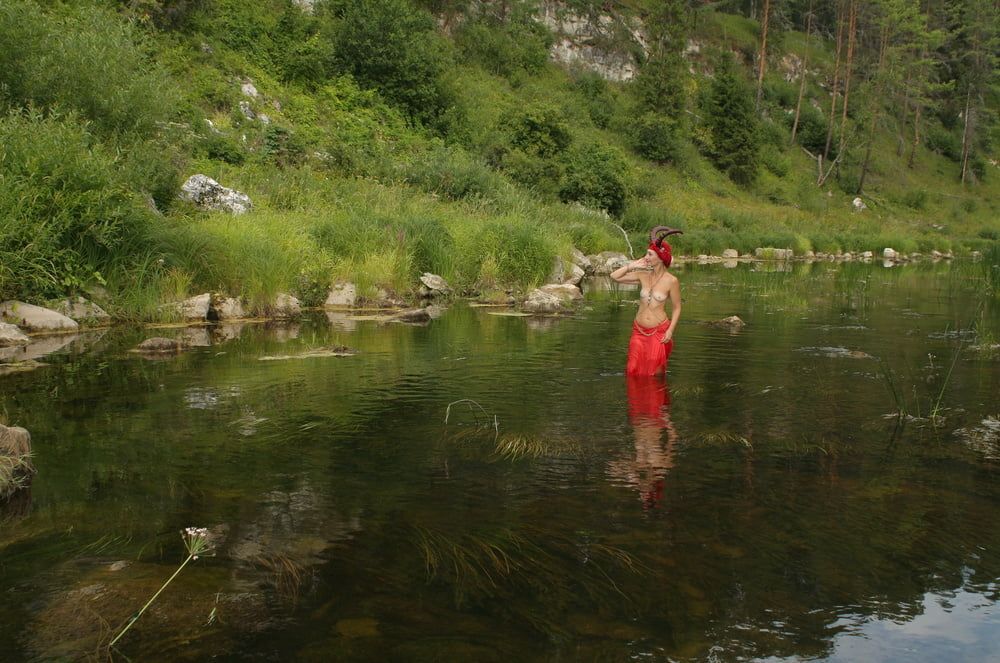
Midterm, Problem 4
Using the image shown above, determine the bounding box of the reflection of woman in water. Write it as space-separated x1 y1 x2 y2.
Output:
609 227 682 376
608 376 678 508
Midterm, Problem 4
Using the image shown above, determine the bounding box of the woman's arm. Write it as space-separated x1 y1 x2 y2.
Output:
662 278 681 344
610 259 648 284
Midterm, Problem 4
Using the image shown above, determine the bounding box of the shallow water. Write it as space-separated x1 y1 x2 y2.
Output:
2 261 999 661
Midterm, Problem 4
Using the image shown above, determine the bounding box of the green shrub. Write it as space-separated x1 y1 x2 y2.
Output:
477 221 554 286
330 0 453 126
505 103 572 158
499 148 564 195
572 71 616 129
631 112 683 163
202 132 247 165
901 188 928 210
262 125 307 167
404 146 508 201
760 145 791 177
455 14 552 78
559 142 633 216
703 52 760 185
925 125 962 161
789 105 833 157
0 111 155 300
0 0 179 137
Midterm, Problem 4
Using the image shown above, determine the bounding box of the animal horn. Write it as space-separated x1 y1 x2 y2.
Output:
649 226 683 244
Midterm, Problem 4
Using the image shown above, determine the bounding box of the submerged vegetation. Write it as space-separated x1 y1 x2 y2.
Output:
0 0 996 316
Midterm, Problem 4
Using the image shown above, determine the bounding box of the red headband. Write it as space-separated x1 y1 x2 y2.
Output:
649 241 672 267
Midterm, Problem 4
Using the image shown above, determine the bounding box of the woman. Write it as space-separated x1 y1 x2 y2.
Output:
610 226 682 376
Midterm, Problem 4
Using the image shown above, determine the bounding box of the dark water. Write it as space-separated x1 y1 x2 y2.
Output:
2 261 999 661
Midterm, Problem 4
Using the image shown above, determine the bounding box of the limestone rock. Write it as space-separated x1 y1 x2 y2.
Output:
523 289 564 314
861 251 874 260
50 296 111 324
162 293 211 321
0 423 32 459
391 308 431 323
548 257 585 286
132 337 186 354
712 315 746 329
0 301 79 333
273 293 301 318
852 197 867 212
241 81 259 98
210 295 245 321
570 248 592 274
539 283 583 302
588 251 629 275
753 248 793 260
179 174 252 215
238 100 256 121
325 283 357 308
722 249 739 259
418 273 452 297
883 247 898 260
0 322 29 347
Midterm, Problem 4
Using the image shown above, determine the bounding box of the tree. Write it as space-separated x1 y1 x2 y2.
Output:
705 52 760 185
755 0 772 111
330 0 453 126
789 0 814 145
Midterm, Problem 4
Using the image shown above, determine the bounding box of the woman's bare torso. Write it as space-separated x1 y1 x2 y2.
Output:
634 270 676 328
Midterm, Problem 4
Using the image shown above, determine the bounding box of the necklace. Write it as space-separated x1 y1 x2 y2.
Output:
641 269 668 304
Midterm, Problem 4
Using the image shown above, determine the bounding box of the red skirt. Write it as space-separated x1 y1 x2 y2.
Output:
626 319 674 376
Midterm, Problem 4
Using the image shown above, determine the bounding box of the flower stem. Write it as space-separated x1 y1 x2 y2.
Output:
108 554 193 649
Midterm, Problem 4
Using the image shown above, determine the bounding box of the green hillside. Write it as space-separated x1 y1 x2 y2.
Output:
1 0 997 319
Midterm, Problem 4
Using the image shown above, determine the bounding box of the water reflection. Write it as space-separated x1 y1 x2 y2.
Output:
608 376 678 508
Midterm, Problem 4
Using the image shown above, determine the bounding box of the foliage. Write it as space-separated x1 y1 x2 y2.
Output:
328 0 454 126
0 111 155 300
702 52 760 185
558 142 632 216
455 11 552 77
631 112 683 164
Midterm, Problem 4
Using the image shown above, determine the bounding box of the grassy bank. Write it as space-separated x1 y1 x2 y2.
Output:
0 0 996 322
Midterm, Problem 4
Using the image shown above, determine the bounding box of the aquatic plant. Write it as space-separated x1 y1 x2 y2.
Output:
0 452 33 500
107 527 215 650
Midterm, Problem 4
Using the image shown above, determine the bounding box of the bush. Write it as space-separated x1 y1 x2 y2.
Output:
789 105 833 157
0 0 179 137
925 125 962 161
455 14 552 78
631 112 683 164
901 188 928 210
404 146 508 201
559 143 633 217
572 71 616 129
505 103 572 158
0 111 154 300
477 221 554 286
760 145 790 177
330 0 453 126
703 52 760 185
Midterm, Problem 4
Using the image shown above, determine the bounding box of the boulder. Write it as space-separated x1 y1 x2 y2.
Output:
548 257 585 286
711 315 746 329
241 80 259 98
883 247 898 260
50 296 111 324
418 273 452 297
238 100 256 121
391 308 431 323
210 295 245 321
852 197 867 212
0 301 79 333
179 174 252 215
132 337 186 354
540 283 583 302
570 248 592 274
162 293 211 321
273 293 301 318
754 248 793 260
861 251 874 260
0 323 29 347
522 289 564 314
722 249 739 259
588 251 629 275
325 283 357 308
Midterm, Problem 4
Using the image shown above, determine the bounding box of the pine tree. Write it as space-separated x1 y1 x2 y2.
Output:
705 52 760 185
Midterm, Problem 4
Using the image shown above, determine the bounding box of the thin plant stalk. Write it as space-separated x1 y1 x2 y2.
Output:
108 554 194 649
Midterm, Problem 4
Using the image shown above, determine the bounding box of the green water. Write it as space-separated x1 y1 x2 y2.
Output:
2 261 999 661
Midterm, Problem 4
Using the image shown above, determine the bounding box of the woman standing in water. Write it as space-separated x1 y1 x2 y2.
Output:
609 227 682 376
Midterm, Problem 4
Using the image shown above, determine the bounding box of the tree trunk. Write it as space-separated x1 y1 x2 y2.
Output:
755 0 771 111
908 104 921 169
790 2 814 144
858 24 888 194
822 0 846 168
836 0 858 174
960 85 973 184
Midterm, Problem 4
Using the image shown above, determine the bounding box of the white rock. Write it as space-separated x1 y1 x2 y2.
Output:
883 247 897 260
861 251 874 259
570 248 592 273
852 197 867 212
539 283 583 302
523 289 564 313
211 295 244 321
325 283 357 308
241 81 259 98
273 293 301 318
238 100 256 120
179 175 252 215
0 322 30 347
419 273 452 296
50 296 110 324
722 249 739 259
0 301 79 333
161 293 211 321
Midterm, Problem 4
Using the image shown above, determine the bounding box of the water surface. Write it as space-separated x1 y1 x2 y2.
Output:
2 261 998 661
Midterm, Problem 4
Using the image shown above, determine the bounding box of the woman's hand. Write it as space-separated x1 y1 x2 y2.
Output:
661 328 673 344
628 259 653 273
